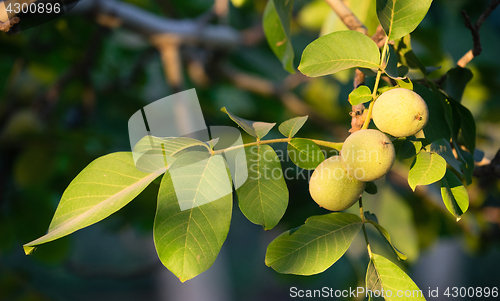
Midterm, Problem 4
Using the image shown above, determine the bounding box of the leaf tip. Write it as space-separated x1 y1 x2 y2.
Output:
456 216 462 222
220 107 228 114
23 245 37 255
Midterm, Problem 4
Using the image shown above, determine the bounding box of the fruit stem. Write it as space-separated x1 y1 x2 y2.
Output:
212 137 342 155
362 37 390 130
359 197 374 259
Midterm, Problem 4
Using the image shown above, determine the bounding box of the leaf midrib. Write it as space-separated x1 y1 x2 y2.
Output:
25 168 164 247
268 221 361 264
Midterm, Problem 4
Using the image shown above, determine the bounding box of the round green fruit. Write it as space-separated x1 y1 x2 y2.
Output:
309 156 366 211
372 88 429 137
341 129 395 182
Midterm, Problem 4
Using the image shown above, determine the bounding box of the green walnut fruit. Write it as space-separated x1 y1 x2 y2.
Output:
341 129 395 182
372 88 429 137
309 156 366 211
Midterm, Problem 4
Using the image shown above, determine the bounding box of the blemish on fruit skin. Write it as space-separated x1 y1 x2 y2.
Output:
415 113 422 121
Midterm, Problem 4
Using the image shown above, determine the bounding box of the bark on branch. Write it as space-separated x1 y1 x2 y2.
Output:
0 17 20 32
457 0 500 67
324 0 367 34
72 0 241 47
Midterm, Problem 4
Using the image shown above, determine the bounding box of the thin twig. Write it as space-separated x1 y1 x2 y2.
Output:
220 66 349 139
324 0 367 34
457 0 500 67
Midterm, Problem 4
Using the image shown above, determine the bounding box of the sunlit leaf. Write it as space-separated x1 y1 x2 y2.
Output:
376 0 433 41
154 153 232 282
440 169 469 221
395 137 422 160
298 30 380 77
263 0 295 73
279 116 308 138
396 78 413 90
408 151 446 191
221 107 276 139
366 253 426 300
349 85 373 105
430 138 462 175
235 145 288 230
265 213 362 275
24 152 164 255
287 138 324 170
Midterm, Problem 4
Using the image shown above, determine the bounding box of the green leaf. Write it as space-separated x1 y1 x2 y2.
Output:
408 151 446 191
454 102 476 154
279 115 308 138
132 136 210 172
456 147 474 186
235 145 288 230
23 152 164 255
366 254 426 301
396 77 413 90
376 0 433 41
265 213 362 275
430 138 462 175
394 34 427 75
443 67 473 102
287 139 325 170
221 107 276 139
440 169 469 221
413 84 451 142
349 85 373 105
365 215 407 261
154 153 232 282
384 45 402 79
427 81 454 136
263 0 295 73
394 137 421 160
365 181 378 195
298 30 380 77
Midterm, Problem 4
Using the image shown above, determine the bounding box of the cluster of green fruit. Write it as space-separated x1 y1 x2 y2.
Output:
309 88 429 211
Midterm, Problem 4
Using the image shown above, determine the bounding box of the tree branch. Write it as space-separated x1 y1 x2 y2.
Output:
323 0 367 34
0 17 20 32
457 0 500 67
71 0 241 48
